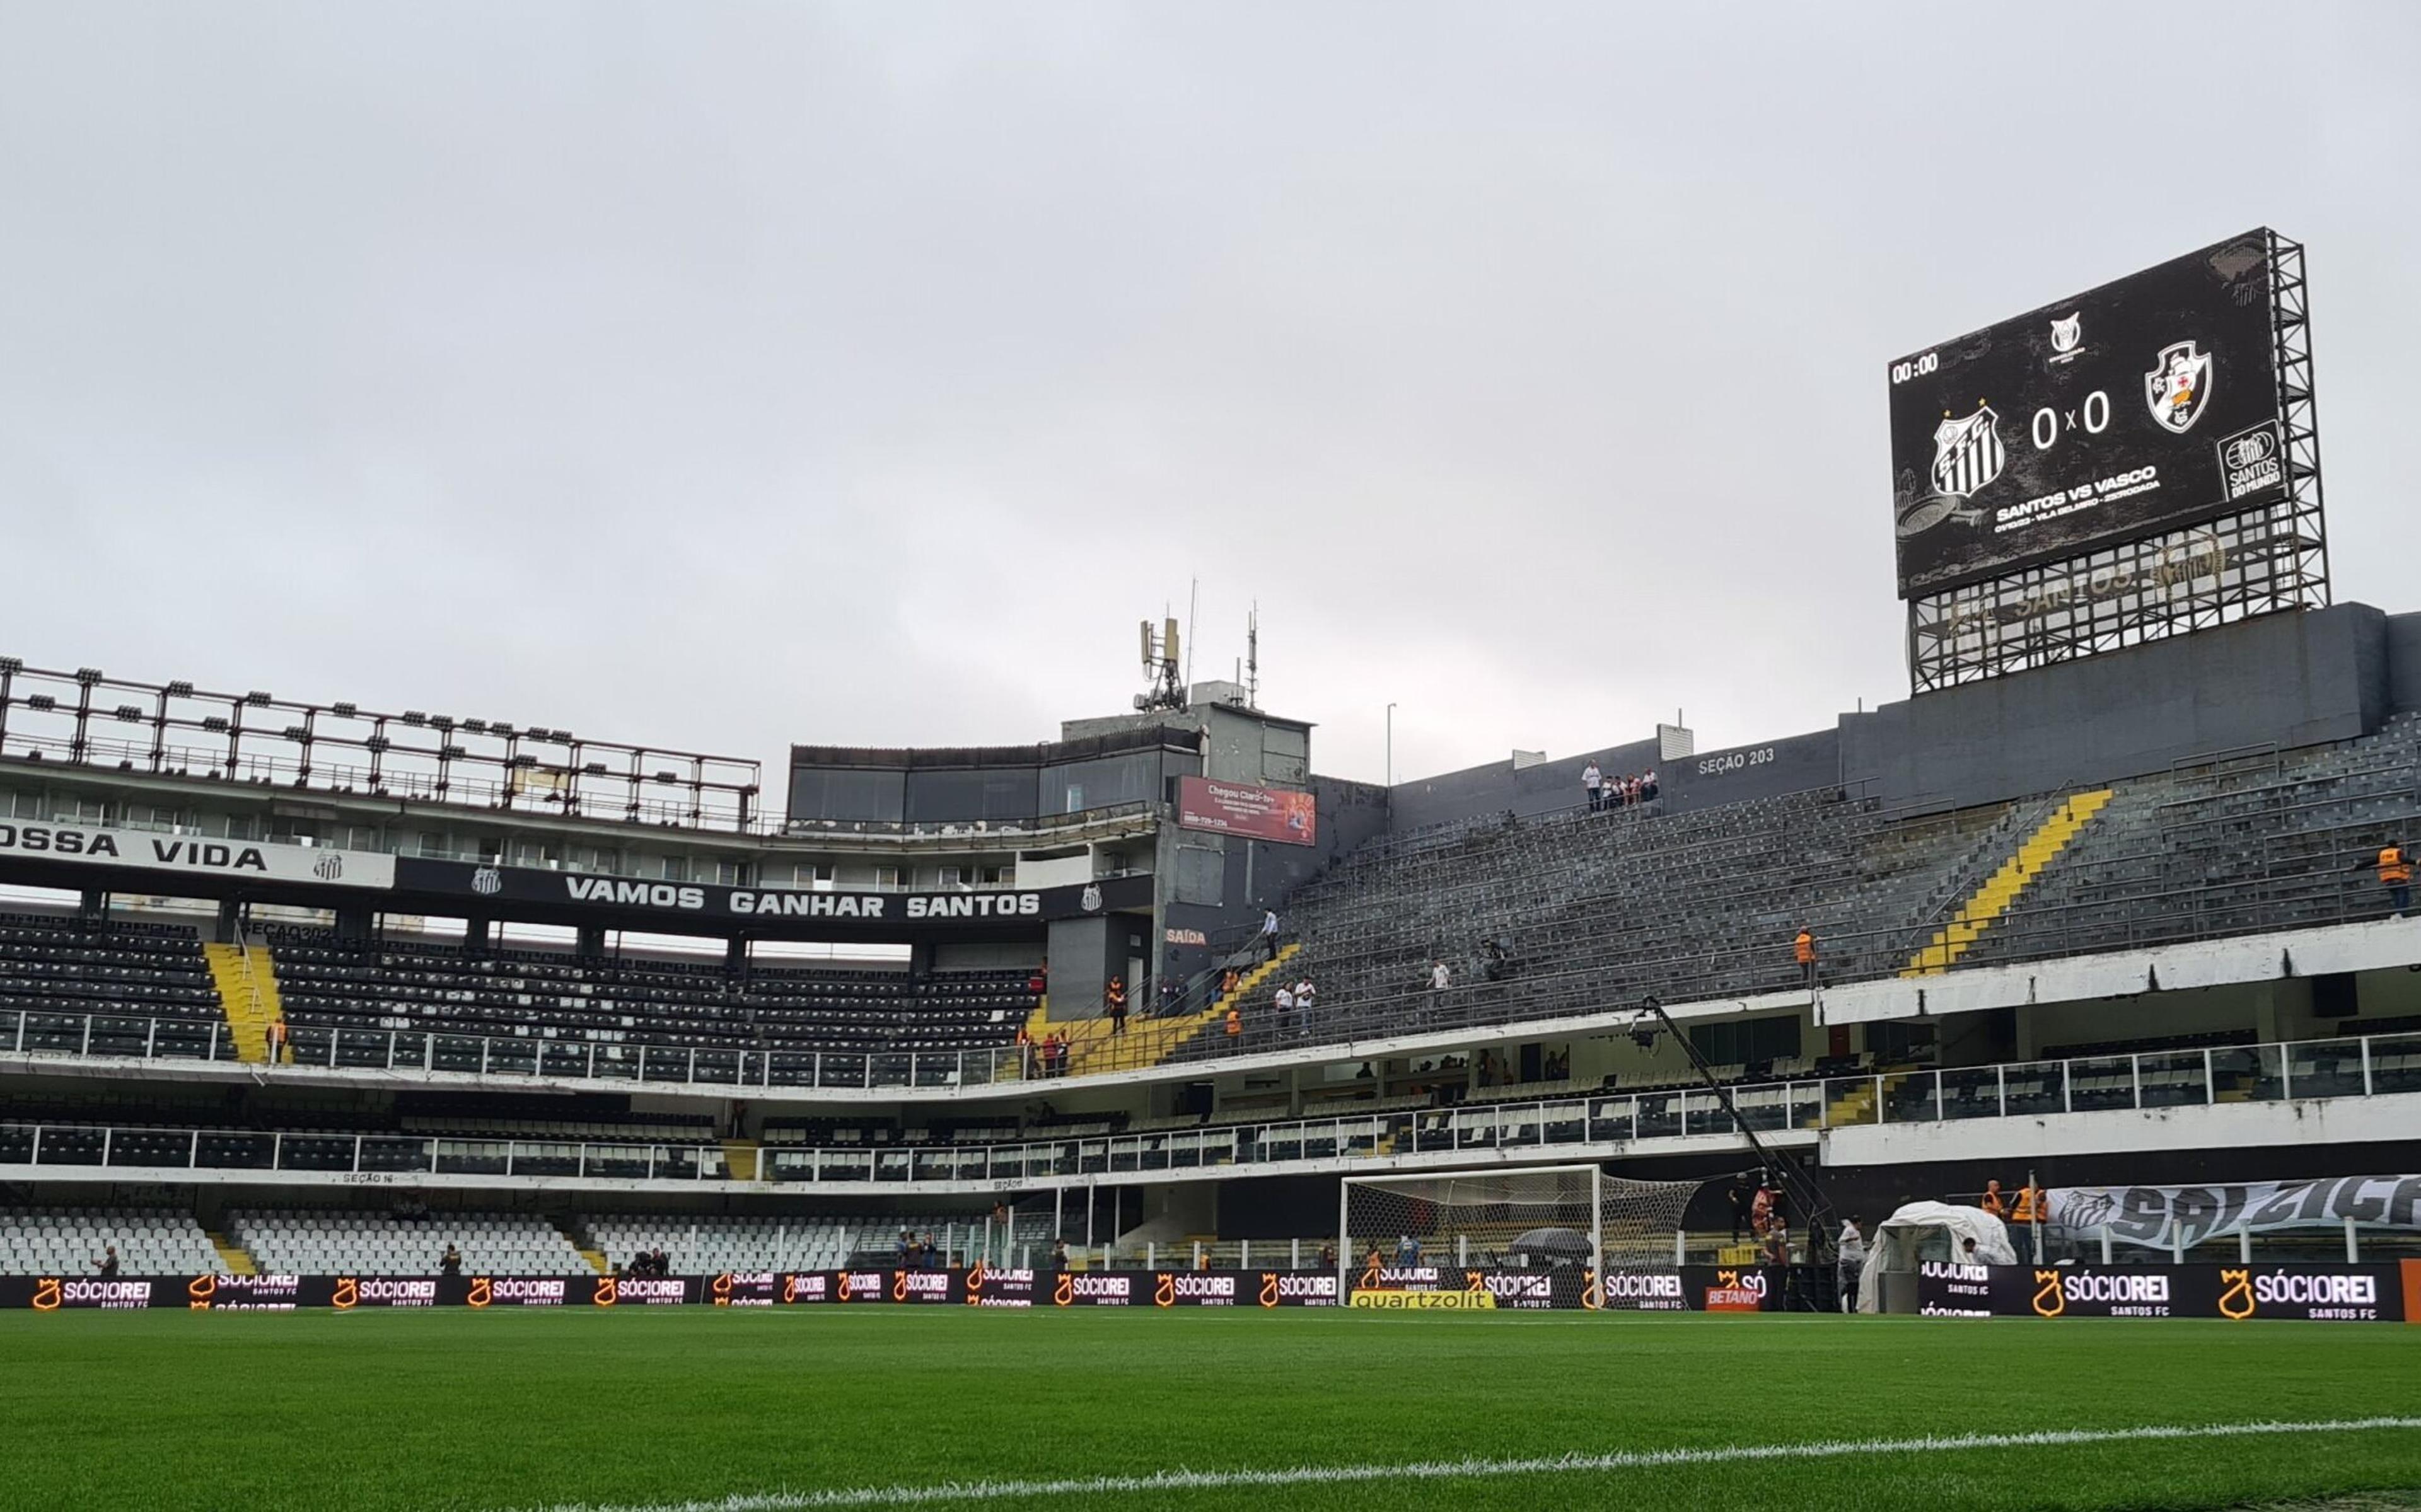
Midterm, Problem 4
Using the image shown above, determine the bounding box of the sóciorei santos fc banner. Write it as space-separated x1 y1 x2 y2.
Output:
1176 776 1317 847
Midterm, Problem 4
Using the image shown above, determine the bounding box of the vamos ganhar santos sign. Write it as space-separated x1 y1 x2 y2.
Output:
393 857 1151 929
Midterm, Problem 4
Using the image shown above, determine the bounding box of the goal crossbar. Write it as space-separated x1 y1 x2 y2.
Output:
1338 1164 1707 1303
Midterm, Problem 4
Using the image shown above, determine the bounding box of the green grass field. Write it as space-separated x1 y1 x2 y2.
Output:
5 1308 2418 1511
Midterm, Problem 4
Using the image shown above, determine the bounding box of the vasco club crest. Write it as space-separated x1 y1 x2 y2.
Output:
2145 340 2214 434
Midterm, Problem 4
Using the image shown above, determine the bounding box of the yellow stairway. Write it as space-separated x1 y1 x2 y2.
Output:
206 1231 257 1276
1821 1070 1905 1128
1901 790 2113 976
721 1140 760 1182
203 942 289 1064
1025 944 1303 1078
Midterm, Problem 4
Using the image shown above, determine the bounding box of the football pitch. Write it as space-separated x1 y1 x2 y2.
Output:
6 1309 2418 1512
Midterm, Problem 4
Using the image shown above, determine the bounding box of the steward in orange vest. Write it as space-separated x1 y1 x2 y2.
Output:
2011 1182 2045 1225
2359 841 2413 916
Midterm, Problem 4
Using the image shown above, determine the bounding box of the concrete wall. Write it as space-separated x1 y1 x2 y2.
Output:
1840 603 2389 812
1375 602 2401 846
1389 737 1661 833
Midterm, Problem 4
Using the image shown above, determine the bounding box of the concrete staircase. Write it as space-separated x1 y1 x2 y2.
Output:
1023 944 1304 1078
1823 1069 1907 1128
206 1230 258 1276
202 940 289 1064
721 1140 760 1182
1901 790 2114 976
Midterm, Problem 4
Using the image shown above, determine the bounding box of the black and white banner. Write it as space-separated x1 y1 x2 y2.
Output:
393 857 1151 928
0 821 395 889
2050 1175 2421 1252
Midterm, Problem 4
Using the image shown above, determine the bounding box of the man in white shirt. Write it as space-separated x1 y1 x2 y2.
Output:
1293 978 1316 1016
1836 1215 1867 1312
1641 768 1659 803
1273 981 1296 1036
1260 908 1280 962
1581 760 1603 812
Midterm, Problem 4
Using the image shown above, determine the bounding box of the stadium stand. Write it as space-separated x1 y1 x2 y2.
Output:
265 935 1033 1078
0 915 226 1058
228 1209 589 1276
0 1206 218 1276
577 1212 987 1273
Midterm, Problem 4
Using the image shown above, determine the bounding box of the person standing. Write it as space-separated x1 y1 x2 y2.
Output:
1105 976 1129 1036
1294 977 1316 1020
1273 980 1296 1037
1979 1179 2008 1220
1582 759 1604 812
1836 1215 1867 1312
93 1245 120 1277
1794 927 1818 988
2360 840 2413 917
438 1244 462 1276
1259 907 1281 962
2011 1178 2048 1257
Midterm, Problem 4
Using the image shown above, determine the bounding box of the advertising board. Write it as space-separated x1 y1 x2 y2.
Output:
1916 1262 2406 1322
1175 776 1318 847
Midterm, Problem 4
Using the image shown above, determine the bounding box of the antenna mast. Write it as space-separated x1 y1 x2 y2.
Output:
1245 604 1260 710
1133 615 1187 713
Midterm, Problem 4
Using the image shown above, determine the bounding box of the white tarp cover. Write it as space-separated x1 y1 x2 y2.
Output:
1855 1201 2016 1313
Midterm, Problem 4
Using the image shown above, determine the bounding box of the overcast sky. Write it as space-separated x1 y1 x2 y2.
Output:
4 3 2416 792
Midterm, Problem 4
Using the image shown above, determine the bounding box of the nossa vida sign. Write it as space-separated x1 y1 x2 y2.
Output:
0 821 396 890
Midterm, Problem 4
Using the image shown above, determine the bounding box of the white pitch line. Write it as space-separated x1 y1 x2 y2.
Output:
519 1415 2421 1512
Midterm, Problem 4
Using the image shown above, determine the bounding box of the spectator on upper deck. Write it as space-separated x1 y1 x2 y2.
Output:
2359 840 2413 917
1642 769 1659 803
1794 927 1818 987
1273 981 1296 1034
1260 908 1281 961
1979 1179 2007 1219
1105 976 1129 1036
1582 760 1605 812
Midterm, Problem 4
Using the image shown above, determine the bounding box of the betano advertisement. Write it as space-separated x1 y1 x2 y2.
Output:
1175 776 1317 847
1888 229 2285 598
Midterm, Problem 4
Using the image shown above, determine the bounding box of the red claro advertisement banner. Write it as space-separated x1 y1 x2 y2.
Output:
1176 776 1318 847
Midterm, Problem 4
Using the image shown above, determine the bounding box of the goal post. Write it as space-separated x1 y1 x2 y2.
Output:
1338 1165 1705 1307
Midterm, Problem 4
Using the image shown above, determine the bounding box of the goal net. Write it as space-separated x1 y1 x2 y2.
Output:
1340 1166 1704 1307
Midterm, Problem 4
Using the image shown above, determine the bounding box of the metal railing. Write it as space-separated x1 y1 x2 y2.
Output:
7 1032 2417 1187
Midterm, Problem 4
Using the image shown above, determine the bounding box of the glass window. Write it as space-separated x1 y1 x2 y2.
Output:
787 766 907 823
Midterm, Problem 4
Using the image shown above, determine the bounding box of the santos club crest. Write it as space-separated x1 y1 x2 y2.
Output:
1900 403 2004 537
2145 340 2214 434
